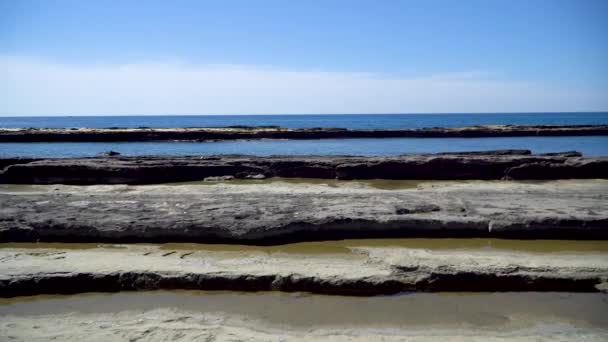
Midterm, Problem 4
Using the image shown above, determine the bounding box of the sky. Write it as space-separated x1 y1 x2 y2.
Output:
0 0 607 115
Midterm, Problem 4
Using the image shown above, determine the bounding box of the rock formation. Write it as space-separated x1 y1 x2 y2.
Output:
0 151 605 184
1 124 607 142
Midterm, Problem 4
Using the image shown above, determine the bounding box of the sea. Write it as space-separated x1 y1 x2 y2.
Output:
1 113 607 157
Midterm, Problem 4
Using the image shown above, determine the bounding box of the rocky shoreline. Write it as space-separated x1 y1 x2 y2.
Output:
1 150 606 184
1 124 607 142
1 150 606 308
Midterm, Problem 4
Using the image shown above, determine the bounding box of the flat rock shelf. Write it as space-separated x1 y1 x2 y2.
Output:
1 124 607 142
1 243 607 296
1 150 607 184
0 180 606 243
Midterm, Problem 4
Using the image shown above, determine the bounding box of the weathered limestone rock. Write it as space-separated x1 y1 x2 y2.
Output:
0 244 606 296
0 180 606 243
1 151 606 184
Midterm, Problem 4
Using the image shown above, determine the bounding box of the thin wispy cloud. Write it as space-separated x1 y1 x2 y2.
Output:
1 56 606 115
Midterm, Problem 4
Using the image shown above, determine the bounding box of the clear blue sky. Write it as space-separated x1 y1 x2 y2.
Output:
1 0 607 115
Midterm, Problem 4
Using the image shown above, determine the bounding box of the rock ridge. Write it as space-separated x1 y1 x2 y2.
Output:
1 124 607 142
0 180 606 243
1 246 606 296
1 151 606 184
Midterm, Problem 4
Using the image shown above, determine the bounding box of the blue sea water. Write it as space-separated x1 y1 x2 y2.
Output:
0 113 607 157
1 136 607 158
1 113 607 129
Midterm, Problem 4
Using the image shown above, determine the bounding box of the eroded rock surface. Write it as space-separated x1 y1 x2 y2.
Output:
1 244 607 296
0 180 606 243
1 152 606 184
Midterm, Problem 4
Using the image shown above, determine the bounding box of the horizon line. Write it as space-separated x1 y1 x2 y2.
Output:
1 111 608 118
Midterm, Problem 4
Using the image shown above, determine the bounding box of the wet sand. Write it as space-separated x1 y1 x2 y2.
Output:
2 291 607 328
1 291 607 341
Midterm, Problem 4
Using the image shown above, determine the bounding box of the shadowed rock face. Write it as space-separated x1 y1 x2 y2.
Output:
1 124 607 142
0 151 606 184
0 181 606 243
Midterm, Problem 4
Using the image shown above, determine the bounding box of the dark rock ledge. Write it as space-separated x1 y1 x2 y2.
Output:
0 150 606 184
1 124 607 142
1 271 602 297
